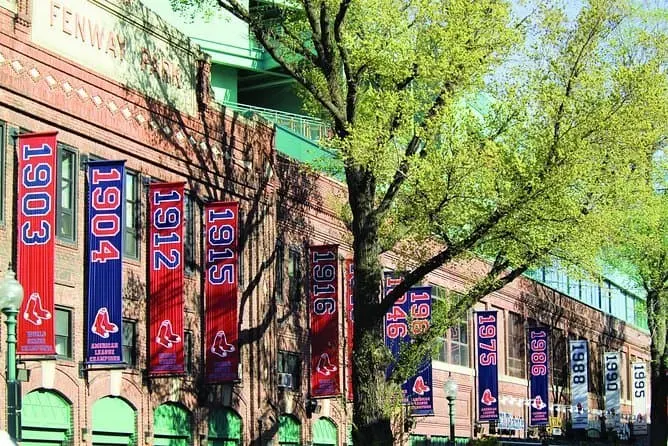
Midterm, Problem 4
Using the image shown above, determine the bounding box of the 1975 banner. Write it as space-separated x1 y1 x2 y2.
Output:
149 182 185 375
86 161 125 364
205 202 239 382
529 327 549 426
17 132 58 355
476 310 499 421
309 245 340 397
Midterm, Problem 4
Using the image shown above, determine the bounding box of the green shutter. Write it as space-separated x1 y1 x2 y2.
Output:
92 396 136 445
312 418 337 445
153 403 191 446
21 389 72 444
208 408 242 442
278 415 301 445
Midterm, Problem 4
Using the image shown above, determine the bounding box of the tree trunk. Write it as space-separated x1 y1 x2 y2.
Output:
646 290 667 446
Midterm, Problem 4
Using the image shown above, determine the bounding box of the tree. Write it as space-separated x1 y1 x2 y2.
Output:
171 0 668 443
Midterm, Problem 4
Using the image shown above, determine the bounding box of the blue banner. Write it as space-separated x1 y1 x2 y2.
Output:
476 311 499 421
86 161 125 365
529 327 549 426
384 273 433 416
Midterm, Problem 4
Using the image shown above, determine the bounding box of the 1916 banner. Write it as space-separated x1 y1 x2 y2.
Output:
17 132 58 355
344 259 354 401
569 340 589 429
86 161 125 364
476 311 499 421
309 245 340 397
384 273 434 415
529 327 549 426
205 202 239 382
149 183 185 375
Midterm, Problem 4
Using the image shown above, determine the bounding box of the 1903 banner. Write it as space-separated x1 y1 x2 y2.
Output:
476 311 499 421
17 132 58 355
528 327 549 426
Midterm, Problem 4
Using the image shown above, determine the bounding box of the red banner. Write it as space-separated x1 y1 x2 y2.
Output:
309 245 340 397
149 182 185 375
205 202 239 382
17 132 57 355
344 259 354 401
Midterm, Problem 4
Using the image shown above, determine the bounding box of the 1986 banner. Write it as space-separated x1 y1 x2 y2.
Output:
529 327 549 426
86 161 125 364
476 311 499 421
309 245 340 397
344 259 354 401
205 202 239 382
149 183 185 375
17 132 58 355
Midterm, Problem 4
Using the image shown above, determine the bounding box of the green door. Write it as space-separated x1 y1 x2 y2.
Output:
278 415 301 446
208 408 242 446
312 418 337 446
21 389 72 446
153 403 191 446
92 397 137 445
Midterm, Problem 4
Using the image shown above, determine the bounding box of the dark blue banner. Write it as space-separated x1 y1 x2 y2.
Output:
476 311 499 421
384 273 433 416
529 327 549 426
86 161 125 365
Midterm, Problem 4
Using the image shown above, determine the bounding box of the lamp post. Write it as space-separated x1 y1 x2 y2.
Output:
1 266 25 442
444 373 458 446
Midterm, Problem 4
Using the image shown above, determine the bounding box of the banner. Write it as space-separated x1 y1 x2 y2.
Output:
476 311 499 421
631 361 648 435
16 132 58 355
569 340 589 429
86 160 125 364
204 202 239 382
344 259 354 401
384 273 434 415
148 182 185 375
309 245 340 397
603 352 621 426
529 327 549 426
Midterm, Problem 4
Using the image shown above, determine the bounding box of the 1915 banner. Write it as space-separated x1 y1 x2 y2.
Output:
309 245 340 397
86 161 125 364
205 202 239 382
631 361 648 435
344 259 354 401
384 273 434 415
603 352 621 425
149 182 185 375
529 327 549 426
476 311 499 421
17 132 58 355
569 340 589 429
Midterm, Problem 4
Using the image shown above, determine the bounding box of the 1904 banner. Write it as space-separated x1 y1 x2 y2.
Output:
528 327 549 426
476 311 499 421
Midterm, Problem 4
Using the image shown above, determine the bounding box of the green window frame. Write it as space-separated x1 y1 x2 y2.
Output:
57 144 77 242
124 170 140 259
55 307 72 359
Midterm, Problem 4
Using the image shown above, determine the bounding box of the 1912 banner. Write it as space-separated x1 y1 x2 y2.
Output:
476 311 499 421
86 161 125 364
205 202 239 382
149 182 185 375
17 132 58 355
309 245 340 397
569 340 589 429
529 327 549 426
344 259 354 401
384 274 434 415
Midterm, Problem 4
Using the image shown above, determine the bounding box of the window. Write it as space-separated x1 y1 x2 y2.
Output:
278 350 301 390
275 240 285 301
56 145 77 242
432 287 469 366
288 247 302 303
184 330 193 374
184 194 196 273
507 312 525 378
55 307 72 359
124 171 140 258
0 122 5 222
122 319 137 366
550 328 568 388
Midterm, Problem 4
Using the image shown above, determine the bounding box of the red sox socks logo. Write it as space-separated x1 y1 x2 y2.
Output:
412 376 431 396
481 388 497 406
531 395 546 410
23 292 51 326
91 307 118 338
210 330 235 358
316 353 338 376
155 319 181 348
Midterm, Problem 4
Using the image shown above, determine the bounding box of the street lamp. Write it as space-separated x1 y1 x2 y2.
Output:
444 373 458 446
1 266 25 442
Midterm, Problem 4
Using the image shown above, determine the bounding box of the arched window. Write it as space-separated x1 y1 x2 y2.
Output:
22 389 72 445
92 396 137 445
312 417 337 446
278 415 301 446
153 403 192 446
208 408 242 445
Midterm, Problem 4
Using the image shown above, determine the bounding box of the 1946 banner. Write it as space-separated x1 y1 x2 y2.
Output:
476 311 499 421
528 327 549 426
149 183 185 375
384 273 434 415
344 259 354 401
17 132 58 355
569 340 589 429
86 161 125 364
309 245 340 397
205 202 239 382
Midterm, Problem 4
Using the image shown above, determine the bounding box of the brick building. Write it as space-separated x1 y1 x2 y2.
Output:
0 1 651 445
